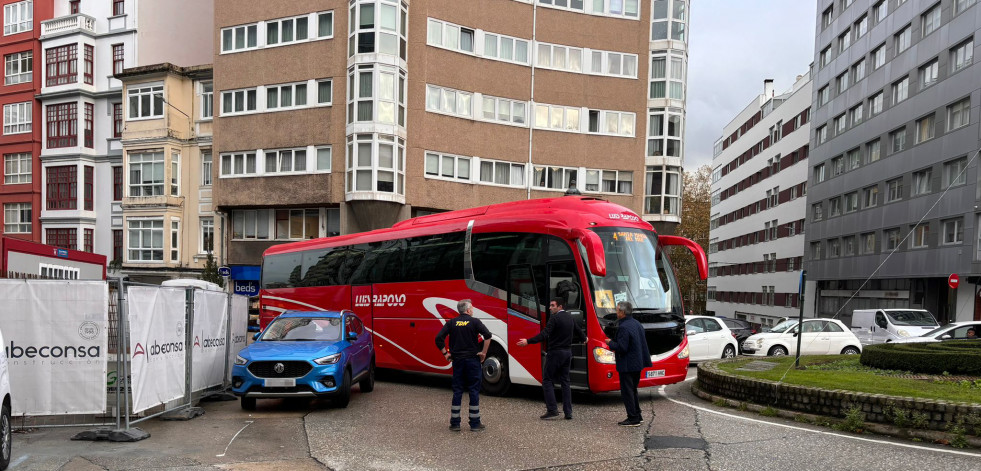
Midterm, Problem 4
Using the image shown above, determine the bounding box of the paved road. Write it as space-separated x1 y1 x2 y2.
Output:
8 367 981 470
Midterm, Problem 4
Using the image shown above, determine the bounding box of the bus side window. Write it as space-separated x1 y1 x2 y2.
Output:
507 264 540 320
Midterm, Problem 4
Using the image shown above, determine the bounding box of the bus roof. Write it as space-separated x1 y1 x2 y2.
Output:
263 196 652 257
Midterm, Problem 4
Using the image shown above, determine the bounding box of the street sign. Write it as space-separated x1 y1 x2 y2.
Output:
218 266 231 277
948 273 959 289
233 280 259 296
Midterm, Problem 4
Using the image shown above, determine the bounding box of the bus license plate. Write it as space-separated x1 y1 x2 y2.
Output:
264 378 295 388
645 370 665 379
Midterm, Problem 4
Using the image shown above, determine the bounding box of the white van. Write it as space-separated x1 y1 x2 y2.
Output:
0 327 12 469
161 278 223 291
850 309 939 345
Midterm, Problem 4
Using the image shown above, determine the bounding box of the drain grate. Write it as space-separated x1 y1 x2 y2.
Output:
645 436 708 450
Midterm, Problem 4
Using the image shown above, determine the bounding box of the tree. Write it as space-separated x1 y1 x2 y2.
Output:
200 239 224 288
671 165 711 315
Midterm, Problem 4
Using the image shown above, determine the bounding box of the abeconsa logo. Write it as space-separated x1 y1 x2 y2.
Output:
5 342 101 359
132 340 185 359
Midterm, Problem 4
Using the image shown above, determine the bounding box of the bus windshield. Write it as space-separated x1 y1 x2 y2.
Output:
588 228 681 320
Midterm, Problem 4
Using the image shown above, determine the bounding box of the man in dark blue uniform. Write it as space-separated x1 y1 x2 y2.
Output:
605 301 652 427
435 299 493 431
518 297 585 420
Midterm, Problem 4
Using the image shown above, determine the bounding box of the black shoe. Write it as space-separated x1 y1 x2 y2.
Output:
471 423 486 431
618 419 642 427
449 424 461 431
540 411 560 420
564 415 573 420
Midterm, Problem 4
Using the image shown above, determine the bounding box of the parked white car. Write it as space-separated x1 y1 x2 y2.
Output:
891 322 981 344
0 328 11 470
741 318 862 357
685 316 739 361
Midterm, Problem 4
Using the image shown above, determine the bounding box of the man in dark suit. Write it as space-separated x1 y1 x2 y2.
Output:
517 297 585 420
604 301 652 427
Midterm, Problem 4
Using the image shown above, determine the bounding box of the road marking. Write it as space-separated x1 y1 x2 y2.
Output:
658 386 981 457
10 454 27 468
216 420 254 457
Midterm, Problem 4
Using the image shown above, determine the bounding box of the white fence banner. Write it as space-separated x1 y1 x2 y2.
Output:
191 290 228 391
0 280 107 415
128 286 186 413
228 295 249 381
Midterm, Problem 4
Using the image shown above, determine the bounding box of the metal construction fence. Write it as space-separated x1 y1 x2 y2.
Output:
0 278 247 440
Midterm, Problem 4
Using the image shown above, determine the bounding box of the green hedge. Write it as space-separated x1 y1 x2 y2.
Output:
860 341 981 375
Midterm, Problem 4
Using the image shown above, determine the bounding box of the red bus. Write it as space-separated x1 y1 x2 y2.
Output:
258 196 707 394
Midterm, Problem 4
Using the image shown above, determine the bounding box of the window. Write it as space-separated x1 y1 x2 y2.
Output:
818 85 830 106
886 178 903 202
128 85 163 119
869 92 883 115
890 127 906 153
3 202 30 233
822 5 834 28
347 64 406 126
838 29 851 52
113 229 122 263
128 151 164 196
816 125 827 145
866 139 881 163
912 168 931 195
951 38 974 72
884 228 901 251
863 185 878 208
829 197 842 217
266 14 310 46
45 44 76 86
814 163 826 183
83 228 92 253
425 84 472 118
862 232 876 254
128 219 163 261
170 152 179 195
854 14 868 38
836 70 849 93
873 1 887 23
112 0 124 16
585 109 634 137
852 58 866 82
648 109 683 157
844 192 858 213
46 165 76 209
3 102 30 135
201 152 212 185
811 241 823 260
892 76 909 104
482 95 527 125
584 169 632 194
3 153 30 184
263 148 308 175
317 11 333 38
895 25 911 54
83 102 92 148
943 218 964 245
947 97 970 131
345 133 405 195
221 88 257 115
956 0 977 14
533 165 577 191
846 148 860 170
645 165 681 215
478 159 525 187
426 18 477 55
3 1 32 35
921 4 941 37
220 23 258 53
315 146 331 172
83 165 92 210
834 114 846 134
4 50 31 85
829 238 842 257
871 44 885 69
83 44 92 84
911 224 928 249
170 219 179 261
220 152 257 176
112 102 122 137
832 156 844 176
482 31 531 64
46 228 76 250
820 45 831 68
915 114 934 143
200 217 214 253
317 79 331 105
46 102 76 148
849 103 863 126
919 59 938 89
425 151 470 181
266 82 308 110
943 157 967 187
112 166 122 200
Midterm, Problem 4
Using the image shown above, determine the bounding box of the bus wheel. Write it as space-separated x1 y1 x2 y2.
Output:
481 345 510 396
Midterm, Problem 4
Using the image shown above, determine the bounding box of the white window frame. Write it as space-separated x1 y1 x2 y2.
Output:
201 152 213 186
427 18 477 55
872 44 886 69
3 202 31 233
220 152 257 177
911 224 929 249
39 263 78 280
892 76 909 104
944 218 964 245
3 152 30 184
425 84 473 119
266 81 309 111
869 92 883 115
588 109 635 137
220 23 258 53
127 84 164 120
265 13 312 47
477 158 525 187
853 58 866 82
947 97 971 131
540 0 641 19
943 157 967 187
127 218 164 262
3 1 32 36
199 217 214 254
315 146 331 172
481 31 531 65
128 151 165 197
921 4 941 37
3 101 30 134
535 104 581 133
583 168 633 194
915 114 935 143
532 165 578 191
263 147 309 175
863 185 878 208
951 38 974 73
220 87 258 116
895 25 911 54
481 95 527 126
849 103 863 126
886 178 903 202
317 79 332 105
200 81 213 119
424 151 471 182
919 59 938 89
4 50 31 85
170 218 180 262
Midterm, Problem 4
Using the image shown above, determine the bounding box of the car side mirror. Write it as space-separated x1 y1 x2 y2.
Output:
940 334 952 340
687 330 697 336
347 331 358 341
252 332 261 341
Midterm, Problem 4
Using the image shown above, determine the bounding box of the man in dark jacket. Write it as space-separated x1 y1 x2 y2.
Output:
604 301 652 426
435 299 493 432
517 297 585 420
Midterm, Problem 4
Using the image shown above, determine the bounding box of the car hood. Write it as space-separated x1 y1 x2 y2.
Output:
241 340 344 360
744 332 786 342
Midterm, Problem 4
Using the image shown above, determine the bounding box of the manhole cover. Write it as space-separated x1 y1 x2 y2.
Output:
645 436 708 450
736 361 778 371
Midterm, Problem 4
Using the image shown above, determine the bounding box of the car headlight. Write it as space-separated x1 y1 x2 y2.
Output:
677 345 689 359
593 347 616 364
314 353 341 365
234 355 247 366
756 338 764 347
897 329 910 337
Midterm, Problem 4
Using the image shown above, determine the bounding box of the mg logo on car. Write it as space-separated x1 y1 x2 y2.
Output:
274 363 285 374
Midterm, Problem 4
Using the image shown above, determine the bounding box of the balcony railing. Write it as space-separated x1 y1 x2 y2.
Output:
41 14 97 37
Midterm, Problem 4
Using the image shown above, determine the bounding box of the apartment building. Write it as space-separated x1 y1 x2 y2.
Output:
1 0 52 244
805 0 980 323
33 0 211 265
707 74 813 330
116 63 216 283
213 0 691 288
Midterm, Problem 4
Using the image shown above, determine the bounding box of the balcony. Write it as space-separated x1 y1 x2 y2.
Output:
41 14 97 38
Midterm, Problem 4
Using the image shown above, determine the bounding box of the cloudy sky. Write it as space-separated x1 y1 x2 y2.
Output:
685 0 818 171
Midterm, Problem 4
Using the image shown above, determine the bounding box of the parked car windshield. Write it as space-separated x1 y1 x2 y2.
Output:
262 317 342 341
885 310 938 326
921 323 957 338
769 319 798 333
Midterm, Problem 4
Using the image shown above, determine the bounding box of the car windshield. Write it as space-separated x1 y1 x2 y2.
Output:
769 319 798 333
921 323 956 338
261 317 342 341
588 227 681 319
885 310 938 327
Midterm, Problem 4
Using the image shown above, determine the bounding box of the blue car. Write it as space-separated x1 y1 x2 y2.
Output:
232 310 375 410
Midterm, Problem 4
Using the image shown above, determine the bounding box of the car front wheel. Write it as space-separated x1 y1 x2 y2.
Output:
240 396 256 411
359 358 375 393
722 345 736 359
0 402 10 470
841 346 860 355
334 369 352 408
769 345 788 356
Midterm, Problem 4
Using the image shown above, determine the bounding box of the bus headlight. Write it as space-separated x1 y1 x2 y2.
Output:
593 347 616 364
677 345 689 359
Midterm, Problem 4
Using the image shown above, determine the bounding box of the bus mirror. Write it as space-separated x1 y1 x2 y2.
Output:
659 235 708 280
580 230 606 277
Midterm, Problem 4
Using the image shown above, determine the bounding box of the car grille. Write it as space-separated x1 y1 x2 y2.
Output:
248 361 313 378
249 385 316 394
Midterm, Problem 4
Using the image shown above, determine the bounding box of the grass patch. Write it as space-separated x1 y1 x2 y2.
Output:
712 398 728 407
760 406 778 417
718 356 981 404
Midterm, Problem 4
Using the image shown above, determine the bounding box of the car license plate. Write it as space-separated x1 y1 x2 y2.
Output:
264 378 295 388
645 369 665 378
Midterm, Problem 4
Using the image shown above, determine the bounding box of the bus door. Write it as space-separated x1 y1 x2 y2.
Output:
507 264 545 384
351 284 386 363
547 261 588 389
